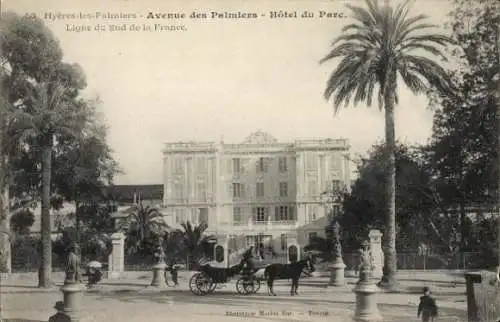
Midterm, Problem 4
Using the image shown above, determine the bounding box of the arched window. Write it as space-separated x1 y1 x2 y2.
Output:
215 245 224 263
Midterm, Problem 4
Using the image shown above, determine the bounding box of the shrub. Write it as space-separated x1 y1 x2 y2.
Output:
11 236 41 271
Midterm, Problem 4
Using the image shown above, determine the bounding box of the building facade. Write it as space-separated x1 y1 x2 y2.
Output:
161 131 350 251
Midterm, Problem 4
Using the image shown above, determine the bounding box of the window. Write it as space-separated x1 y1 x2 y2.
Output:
331 180 342 192
233 207 242 224
174 158 184 173
195 157 207 173
330 154 342 170
289 206 295 220
256 182 264 197
233 183 244 198
308 232 318 244
198 208 209 225
331 204 341 216
307 205 316 222
175 209 184 224
232 158 241 174
190 208 198 224
305 153 317 169
174 182 184 200
279 182 288 197
275 206 290 221
279 156 288 172
256 157 266 173
254 207 267 222
307 178 317 196
280 234 286 250
328 205 341 221
195 178 207 199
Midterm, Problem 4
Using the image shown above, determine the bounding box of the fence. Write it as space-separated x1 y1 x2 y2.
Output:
341 251 485 271
9 238 488 273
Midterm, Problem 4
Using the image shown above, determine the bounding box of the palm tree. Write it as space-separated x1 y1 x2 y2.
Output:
122 203 170 255
180 221 215 269
321 0 453 288
163 229 185 265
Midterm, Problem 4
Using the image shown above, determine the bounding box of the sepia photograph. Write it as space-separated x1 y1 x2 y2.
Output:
0 0 499 321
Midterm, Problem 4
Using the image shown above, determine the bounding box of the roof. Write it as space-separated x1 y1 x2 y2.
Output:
101 184 163 202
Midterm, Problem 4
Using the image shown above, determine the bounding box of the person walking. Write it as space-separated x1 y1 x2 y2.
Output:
417 287 438 322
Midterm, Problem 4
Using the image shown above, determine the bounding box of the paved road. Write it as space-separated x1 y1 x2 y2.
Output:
0 272 468 322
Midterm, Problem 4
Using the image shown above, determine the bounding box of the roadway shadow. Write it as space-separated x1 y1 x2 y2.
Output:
1 320 45 322
91 289 467 320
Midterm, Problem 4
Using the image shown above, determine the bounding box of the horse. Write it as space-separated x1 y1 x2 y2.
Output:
264 257 315 296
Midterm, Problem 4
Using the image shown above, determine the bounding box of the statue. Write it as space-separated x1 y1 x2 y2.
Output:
359 241 373 271
65 245 81 284
153 239 165 264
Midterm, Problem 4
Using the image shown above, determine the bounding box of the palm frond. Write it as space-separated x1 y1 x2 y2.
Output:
322 0 452 114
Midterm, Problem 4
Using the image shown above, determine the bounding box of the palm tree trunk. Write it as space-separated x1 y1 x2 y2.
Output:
496 18 500 273
0 167 11 273
458 196 467 269
379 93 398 289
38 134 53 287
0 103 11 273
75 200 80 249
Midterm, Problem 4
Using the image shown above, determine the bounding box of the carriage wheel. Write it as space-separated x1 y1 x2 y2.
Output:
189 273 203 295
236 278 246 294
208 282 217 293
249 279 261 294
196 273 214 295
243 278 261 294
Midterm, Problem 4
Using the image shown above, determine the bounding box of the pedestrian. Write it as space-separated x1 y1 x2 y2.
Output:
417 286 438 322
169 263 179 286
48 301 70 322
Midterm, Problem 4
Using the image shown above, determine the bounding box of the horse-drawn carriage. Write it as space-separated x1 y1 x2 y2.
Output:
188 249 316 296
188 255 261 296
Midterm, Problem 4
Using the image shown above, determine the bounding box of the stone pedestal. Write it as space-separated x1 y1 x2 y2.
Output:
353 268 382 322
150 262 167 287
464 272 482 322
285 233 300 263
329 258 346 286
60 282 84 322
368 230 383 279
108 232 125 279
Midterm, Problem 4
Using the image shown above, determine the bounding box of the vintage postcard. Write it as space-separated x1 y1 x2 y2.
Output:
0 0 498 321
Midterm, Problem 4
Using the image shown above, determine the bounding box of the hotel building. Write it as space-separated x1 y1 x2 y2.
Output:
161 131 350 252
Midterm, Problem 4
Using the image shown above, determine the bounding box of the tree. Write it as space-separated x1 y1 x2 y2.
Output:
1 12 103 286
10 208 34 236
443 0 500 268
338 143 463 263
179 221 214 270
122 204 170 256
50 98 120 247
53 203 115 265
320 0 454 288
303 219 337 263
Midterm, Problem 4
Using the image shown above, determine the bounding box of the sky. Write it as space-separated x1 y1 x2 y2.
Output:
3 0 456 185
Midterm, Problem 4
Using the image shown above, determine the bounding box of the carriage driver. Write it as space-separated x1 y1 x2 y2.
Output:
242 246 255 276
